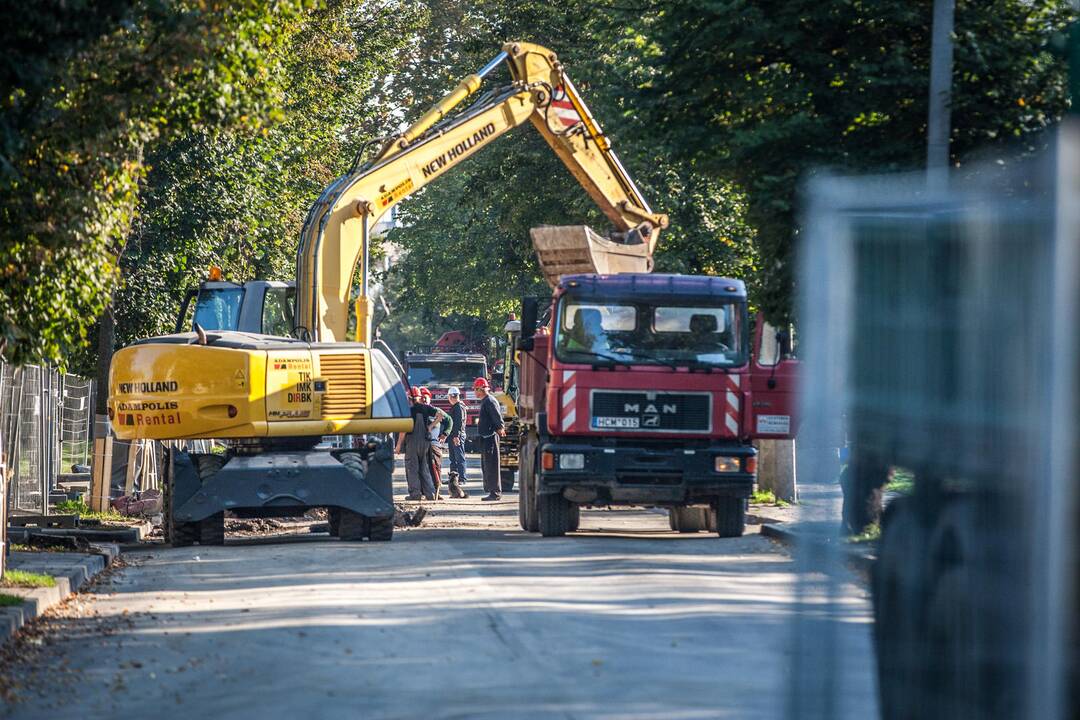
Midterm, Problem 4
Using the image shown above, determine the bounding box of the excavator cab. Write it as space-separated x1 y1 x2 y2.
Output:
175 279 296 337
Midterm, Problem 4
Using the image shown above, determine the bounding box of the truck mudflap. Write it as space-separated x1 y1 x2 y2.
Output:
171 442 396 523
536 440 755 505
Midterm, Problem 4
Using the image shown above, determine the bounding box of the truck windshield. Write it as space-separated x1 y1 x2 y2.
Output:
192 288 244 331
554 298 746 368
407 362 487 387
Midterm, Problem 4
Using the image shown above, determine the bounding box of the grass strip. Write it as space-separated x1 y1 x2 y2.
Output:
1 570 56 588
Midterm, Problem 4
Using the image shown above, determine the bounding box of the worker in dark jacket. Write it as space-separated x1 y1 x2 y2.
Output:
395 387 447 501
445 386 469 498
473 377 504 501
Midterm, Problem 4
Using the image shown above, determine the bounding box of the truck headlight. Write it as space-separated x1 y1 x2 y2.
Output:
714 456 740 473
558 453 585 470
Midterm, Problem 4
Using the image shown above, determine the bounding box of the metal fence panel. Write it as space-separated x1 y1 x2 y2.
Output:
1 363 95 516
795 126 1078 719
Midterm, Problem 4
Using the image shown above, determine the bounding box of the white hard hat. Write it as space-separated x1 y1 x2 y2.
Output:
447 386 460 396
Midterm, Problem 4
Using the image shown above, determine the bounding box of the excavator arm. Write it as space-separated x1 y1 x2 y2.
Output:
295 41 669 344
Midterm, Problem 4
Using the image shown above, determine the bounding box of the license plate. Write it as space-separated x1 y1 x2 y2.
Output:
593 416 640 429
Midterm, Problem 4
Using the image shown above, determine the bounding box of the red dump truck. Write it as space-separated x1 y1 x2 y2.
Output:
514 273 798 537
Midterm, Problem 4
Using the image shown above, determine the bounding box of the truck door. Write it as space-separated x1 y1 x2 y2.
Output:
747 317 799 439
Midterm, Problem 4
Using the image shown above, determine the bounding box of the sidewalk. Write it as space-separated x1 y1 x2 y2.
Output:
0 545 119 643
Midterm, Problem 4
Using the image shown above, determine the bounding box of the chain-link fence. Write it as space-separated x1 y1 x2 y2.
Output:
0 362 95 517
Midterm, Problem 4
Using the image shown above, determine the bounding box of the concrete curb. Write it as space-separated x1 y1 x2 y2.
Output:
0 543 119 646
760 524 876 572
7 522 151 543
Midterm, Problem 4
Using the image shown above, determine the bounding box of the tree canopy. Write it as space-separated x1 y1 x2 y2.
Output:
641 0 1074 322
2 0 1074 369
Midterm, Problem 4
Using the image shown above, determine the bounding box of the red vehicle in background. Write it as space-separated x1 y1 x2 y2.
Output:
515 273 798 537
403 351 489 449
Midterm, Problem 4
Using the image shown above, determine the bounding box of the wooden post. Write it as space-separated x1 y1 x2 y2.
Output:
90 435 113 512
123 441 138 496
755 439 797 503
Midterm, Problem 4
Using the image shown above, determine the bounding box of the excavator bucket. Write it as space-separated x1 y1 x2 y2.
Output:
530 225 652 287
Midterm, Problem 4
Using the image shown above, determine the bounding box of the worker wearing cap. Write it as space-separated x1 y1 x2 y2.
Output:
395 387 446 501
420 387 449 499
474 377 505 501
445 386 469 498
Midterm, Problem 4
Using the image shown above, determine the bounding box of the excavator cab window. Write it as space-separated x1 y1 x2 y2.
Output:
192 286 244 332
262 286 295 337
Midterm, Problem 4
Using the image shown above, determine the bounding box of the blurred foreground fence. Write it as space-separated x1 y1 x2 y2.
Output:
0 363 95 516
793 123 1079 719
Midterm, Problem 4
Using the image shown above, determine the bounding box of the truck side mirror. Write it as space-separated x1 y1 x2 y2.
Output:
520 297 538 341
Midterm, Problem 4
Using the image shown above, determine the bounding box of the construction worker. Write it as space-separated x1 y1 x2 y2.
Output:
419 387 448 499
473 377 505 501
445 386 469 498
395 387 446 501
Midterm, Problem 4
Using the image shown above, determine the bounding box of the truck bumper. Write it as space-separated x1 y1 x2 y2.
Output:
537 440 755 505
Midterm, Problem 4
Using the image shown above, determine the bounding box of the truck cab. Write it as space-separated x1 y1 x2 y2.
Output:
516 273 798 537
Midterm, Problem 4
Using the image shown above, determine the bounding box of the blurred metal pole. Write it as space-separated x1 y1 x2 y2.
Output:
927 0 955 190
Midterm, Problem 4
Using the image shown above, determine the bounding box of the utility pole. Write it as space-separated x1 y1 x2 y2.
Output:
927 0 955 189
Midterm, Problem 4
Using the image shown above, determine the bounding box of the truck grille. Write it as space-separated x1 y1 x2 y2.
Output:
591 391 711 432
320 354 368 419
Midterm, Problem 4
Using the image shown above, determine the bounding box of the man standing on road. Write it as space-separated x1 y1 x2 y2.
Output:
419 387 448 499
474 377 504 501
395 387 446 501
445 387 469 498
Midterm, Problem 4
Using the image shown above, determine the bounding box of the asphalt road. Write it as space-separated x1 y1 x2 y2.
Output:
1 458 878 719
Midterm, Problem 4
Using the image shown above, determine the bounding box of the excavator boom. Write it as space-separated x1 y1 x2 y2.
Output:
296 42 668 344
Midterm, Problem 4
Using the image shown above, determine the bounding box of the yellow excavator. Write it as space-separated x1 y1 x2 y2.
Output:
108 42 668 545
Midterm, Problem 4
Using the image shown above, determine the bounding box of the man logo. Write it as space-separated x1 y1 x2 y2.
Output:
624 402 677 415
643 415 660 428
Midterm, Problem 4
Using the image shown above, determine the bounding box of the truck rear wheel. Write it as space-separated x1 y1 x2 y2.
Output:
500 469 516 493
538 493 572 537
712 497 745 538
328 508 341 537
518 431 539 532
568 503 580 532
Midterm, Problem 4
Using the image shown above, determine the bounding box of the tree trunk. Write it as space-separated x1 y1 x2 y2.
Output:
94 304 115 419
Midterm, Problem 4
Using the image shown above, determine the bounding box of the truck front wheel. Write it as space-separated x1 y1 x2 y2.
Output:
712 497 745 538
538 493 573 537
